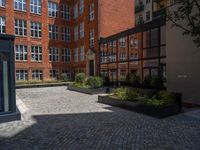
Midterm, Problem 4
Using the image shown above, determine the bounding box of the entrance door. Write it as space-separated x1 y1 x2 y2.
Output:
0 57 3 112
89 60 94 76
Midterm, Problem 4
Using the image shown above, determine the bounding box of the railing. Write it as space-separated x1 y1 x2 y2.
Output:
135 3 144 13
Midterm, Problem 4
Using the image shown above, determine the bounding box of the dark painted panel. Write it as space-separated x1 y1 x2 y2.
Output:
0 39 10 52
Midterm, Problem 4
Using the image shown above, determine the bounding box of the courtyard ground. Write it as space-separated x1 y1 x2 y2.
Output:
0 86 200 150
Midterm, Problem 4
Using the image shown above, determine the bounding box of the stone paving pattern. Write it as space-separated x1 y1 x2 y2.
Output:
0 86 200 150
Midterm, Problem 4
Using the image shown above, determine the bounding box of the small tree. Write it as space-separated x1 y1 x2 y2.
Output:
156 0 200 47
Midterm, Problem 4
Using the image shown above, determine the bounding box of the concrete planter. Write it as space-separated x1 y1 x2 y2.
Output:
98 96 181 118
68 86 107 95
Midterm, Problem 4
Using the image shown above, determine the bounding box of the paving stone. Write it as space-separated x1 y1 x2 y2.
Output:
0 86 199 150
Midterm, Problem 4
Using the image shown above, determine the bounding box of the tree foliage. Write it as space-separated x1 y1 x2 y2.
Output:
156 0 200 47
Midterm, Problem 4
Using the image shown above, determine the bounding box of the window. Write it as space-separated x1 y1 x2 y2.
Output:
130 38 138 48
15 45 27 61
146 11 151 21
15 19 27 36
49 47 59 62
31 46 42 62
74 3 78 19
74 25 78 41
50 69 59 80
30 0 41 14
14 0 26 11
120 70 126 79
16 70 28 81
32 70 43 80
62 70 71 80
61 5 70 21
62 48 71 63
119 52 126 62
31 22 42 38
0 0 5 7
80 46 84 61
48 1 58 17
89 29 94 48
89 3 94 21
80 22 84 38
80 0 84 15
119 38 126 48
74 48 79 63
49 25 58 40
0 16 5 34
61 27 70 42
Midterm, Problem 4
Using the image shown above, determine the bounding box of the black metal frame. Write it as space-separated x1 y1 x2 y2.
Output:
99 18 166 86
0 34 16 115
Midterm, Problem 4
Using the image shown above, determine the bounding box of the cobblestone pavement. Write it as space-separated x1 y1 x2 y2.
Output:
0 86 200 150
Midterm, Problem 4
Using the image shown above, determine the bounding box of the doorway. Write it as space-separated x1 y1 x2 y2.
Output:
89 60 94 76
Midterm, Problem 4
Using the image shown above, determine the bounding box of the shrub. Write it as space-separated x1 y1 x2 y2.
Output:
112 88 128 100
60 73 69 82
146 91 176 108
126 88 140 101
129 74 140 85
86 76 103 89
75 73 85 84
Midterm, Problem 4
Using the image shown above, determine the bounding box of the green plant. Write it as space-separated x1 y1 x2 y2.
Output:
145 91 176 108
112 88 128 100
130 74 140 85
126 88 140 101
75 73 85 84
86 76 103 89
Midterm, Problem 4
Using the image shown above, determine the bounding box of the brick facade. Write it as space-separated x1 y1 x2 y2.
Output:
0 0 135 81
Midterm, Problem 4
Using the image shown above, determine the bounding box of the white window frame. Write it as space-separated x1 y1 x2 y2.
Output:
61 27 70 42
49 47 59 62
74 3 78 19
31 21 42 38
30 0 41 15
62 48 71 63
32 70 43 80
31 46 42 62
61 5 70 21
119 38 126 48
80 22 84 38
89 29 94 48
0 16 5 34
89 3 94 21
14 0 26 11
80 46 84 61
15 19 27 36
15 45 28 61
50 69 59 80
74 48 79 63
49 25 58 40
16 70 28 81
80 0 84 15
48 1 58 17
0 0 5 7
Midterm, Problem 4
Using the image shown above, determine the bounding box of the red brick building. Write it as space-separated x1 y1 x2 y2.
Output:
0 0 134 81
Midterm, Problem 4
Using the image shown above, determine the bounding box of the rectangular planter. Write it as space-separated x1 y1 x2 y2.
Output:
68 86 107 95
98 96 181 118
